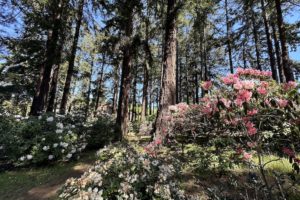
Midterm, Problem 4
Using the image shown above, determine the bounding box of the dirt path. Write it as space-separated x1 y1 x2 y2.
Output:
17 163 92 200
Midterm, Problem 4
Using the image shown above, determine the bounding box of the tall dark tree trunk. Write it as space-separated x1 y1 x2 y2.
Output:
185 45 189 104
30 0 64 116
260 0 278 81
225 0 233 73
275 0 295 81
271 20 285 83
153 0 178 136
250 5 262 71
112 63 120 114
115 9 133 138
176 38 180 104
60 0 85 114
141 61 149 121
85 56 94 119
46 34 66 112
94 60 105 112
195 65 199 104
131 68 137 122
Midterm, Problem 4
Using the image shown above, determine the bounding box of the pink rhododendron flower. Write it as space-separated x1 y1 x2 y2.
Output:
234 98 243 107
237 90 252 102
177 102 189 113
242 81 255 90
257 87 267 95
247 109 258 116
277 99 288 108
233 81 243 90
221 74 239 85
220 98 231 108
237 68 272 78
261 81 269 87
243 152 252 160
245 121 257 136
201 81 213 90
283 81 297 91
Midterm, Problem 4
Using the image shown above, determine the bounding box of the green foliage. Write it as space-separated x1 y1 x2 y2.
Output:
0 114 87 166
85 115 119 149
59 143 186 199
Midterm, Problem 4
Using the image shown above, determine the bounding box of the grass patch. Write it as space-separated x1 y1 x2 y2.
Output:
0 151 96 200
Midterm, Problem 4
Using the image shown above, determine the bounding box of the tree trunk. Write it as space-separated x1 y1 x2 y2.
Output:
271 19 285 83
94 60 105 112
260 0 278 81
131 69 137 122
46 34 65 112
250 4 262 71
225 0 233 74
153 0 177 137
85 56 94 119
115 10 133 138
60 0 85 114
112 63 120 114
275 0 295 81
141 61 149 121
30 0 64 116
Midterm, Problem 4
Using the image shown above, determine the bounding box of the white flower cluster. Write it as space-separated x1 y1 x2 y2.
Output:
59 144 186 200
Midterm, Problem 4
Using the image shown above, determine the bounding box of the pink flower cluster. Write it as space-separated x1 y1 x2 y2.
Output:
235 90 252 106
282 81 297 91
237 68 272 78
221 74 239 85
277 99 288 108
245 121 257 136
201 81 213 90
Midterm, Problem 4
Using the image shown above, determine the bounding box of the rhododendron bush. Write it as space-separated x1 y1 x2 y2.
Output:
158 68 300 198
170 68 300 168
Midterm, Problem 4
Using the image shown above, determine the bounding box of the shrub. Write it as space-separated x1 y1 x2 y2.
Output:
59 143 186 200
160 68 300 198
85 114 119 150
0 113 87 166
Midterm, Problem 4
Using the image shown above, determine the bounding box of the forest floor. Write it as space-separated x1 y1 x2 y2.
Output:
1 135 300 200
0 151 97 200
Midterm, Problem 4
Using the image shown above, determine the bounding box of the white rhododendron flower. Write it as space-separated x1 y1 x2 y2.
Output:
19 156 25 161
53 143 58 148
48 155 54 160
38 116 42 120
46 116 54 122
68 130 72 134
66 153 72 159
56 122 63 129
56 129 63 134
43 146 50 151
26 155 33 160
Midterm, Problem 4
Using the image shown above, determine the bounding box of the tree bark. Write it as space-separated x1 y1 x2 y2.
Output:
260 0 278 81
275 0 295 81
115 8 134 138
60 0 85 114
141 61 149 121
94 59 105 112
250 4 262 71
85 56 94 119
46 33 66 112
30 0 64 116
153 0 177 137
112 63 120 114
225 0 233 74
271 19 285 83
